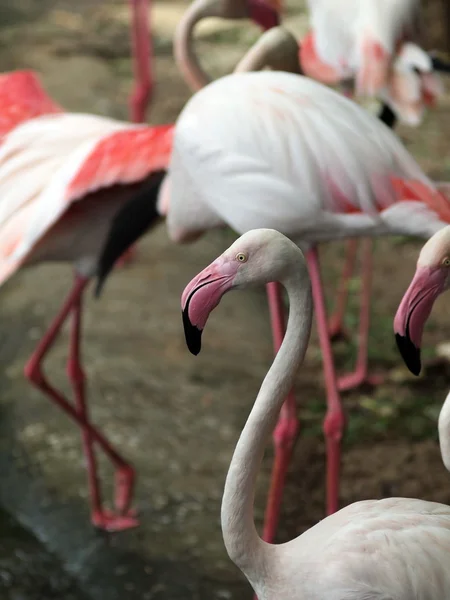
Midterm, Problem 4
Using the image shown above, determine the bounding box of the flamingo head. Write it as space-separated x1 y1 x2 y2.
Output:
181 229 303 355
394 226 450 375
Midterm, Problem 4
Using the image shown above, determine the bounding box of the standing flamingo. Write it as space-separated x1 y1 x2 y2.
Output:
174 0 281 92
166 66 450 541
0 71 173 531
298 0 449 387
394 224 450 375
0 29 297 531
181 227 450 600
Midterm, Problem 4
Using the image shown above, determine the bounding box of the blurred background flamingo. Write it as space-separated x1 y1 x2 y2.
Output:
0 8 284 532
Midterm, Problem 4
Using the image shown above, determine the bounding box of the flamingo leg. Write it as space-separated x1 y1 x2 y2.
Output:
120 0 153 268
337 238 384 391
328 239 358 342
262 282 299 543
24 273 138 532
129 0 152 123
306 247 345 516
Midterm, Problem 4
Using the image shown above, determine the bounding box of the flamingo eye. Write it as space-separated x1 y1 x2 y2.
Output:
442 257 450 267
236 252 248 263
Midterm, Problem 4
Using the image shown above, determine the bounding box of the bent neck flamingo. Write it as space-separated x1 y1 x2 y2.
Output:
174 0 281 92
394 224 450 375
182 228 450 600
0 30 299 531
167 66 450 541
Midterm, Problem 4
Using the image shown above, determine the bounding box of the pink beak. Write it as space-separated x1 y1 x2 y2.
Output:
393 266 446 375
248 0 280 31
181 258 240 355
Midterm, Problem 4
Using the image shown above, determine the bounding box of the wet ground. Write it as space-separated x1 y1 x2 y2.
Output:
1 1 450 598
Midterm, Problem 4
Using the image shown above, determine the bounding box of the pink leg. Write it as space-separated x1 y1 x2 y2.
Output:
24 274 138 532
123 0 153 266
129 0 152 123
306 247 345 516
328 239 358 342
338 238 384 391
261 282 299 543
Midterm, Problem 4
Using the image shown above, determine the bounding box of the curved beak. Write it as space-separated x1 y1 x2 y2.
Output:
393 266 446 375
181 258 239 355
248 0 281 30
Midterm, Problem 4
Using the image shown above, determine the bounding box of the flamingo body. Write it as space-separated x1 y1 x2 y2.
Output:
168 70 447 244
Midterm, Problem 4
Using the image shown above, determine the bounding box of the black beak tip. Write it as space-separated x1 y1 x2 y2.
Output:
182 308 202 356
395 333 422 376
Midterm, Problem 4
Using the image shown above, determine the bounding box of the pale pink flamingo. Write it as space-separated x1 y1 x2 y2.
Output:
181 227 450 600
166 66 450 541
297 0 449 390
0 30 294 531
0 69 173 531
394 223 450 375
174 0 282 92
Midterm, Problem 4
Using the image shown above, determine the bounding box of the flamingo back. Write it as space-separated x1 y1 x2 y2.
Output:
168 71 446 243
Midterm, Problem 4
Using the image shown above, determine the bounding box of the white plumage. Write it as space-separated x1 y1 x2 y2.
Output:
182 229 450 600
168 70 446 245
306 0 420 84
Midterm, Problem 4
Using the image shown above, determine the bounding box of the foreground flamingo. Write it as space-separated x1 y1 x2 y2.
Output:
394 224 450 375
182 228 450 600
0 71 173 531
167 66 450 540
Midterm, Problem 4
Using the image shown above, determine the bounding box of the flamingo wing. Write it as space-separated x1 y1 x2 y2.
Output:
0 70 62 139
0 113 173 280
168 71 436 242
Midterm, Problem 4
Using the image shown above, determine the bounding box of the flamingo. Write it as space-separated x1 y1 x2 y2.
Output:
394 224 450 375
166 65 450 541
0 29 295 531
174 0 282 92
181 227 450 600
0 70 173 531
298 0 450 388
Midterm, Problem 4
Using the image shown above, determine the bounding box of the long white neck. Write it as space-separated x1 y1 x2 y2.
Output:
220 270 313 586
438 390 450 471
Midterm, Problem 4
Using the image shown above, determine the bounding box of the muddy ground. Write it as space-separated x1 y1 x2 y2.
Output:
0 1 450 599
